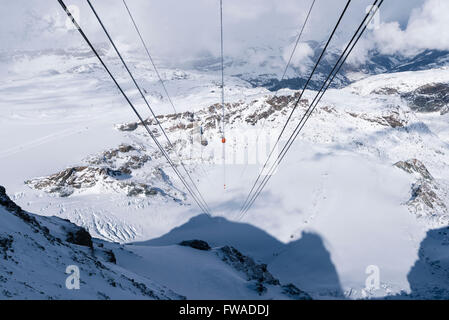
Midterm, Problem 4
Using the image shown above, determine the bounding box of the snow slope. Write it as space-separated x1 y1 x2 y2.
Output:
0 185 308 299
1 48 449 299
0 185 183 299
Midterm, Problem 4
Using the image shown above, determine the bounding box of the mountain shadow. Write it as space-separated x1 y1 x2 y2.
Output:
269 232 344 298
407 226 449 299
387 226 449 299
134 214 344 298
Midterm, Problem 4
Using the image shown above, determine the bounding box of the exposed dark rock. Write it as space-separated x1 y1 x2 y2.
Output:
402 83 449 114
394 159 433 181
117 122 138 131
321 105 336 114
128 278 159 299
88 144 150 172
218 246 279 285
409 182 444 210
0 185 183 299
348 109 406 128
394 160 447 220
382 113 406 128
216 245 312 299
179 239 211 251
92 145 136 163
0 235 13 260
0 185 22 214
250 282 267 295
24 143 170 200
123 183 160 197
371 87 400 95
281 283 312 300
0 185 44 232
26 166 128 197
105 249 116 264
66 227 93 249
245 95 307 126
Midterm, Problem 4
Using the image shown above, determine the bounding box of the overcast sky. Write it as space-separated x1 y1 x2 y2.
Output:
1 0 447 65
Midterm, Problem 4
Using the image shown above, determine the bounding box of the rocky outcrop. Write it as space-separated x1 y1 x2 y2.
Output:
117 122 138 132
87 144 150 173
371 87 400 95
0 185 23 215
117 111 197 133
25 144 181 201
0 185 184 300
1 186 51 236
179 239 211 251
66 226 93 248
218 246 279 286
348 108 407 128
401 83 449 115
394 159 448 223
26 166 126 197
409 182 446 212
26 166 178 199
245 95 308 126
394 159 433 181
0 235 13 260
217 245 311 299
116 92 308 135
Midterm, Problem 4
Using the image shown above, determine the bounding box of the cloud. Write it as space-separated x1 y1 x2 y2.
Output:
349 0 449 64
282 42 314 73
2 0 443 74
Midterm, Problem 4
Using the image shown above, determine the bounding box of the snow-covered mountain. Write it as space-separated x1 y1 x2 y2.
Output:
1 44 449 299
188 42 449 91
0 185 310 299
